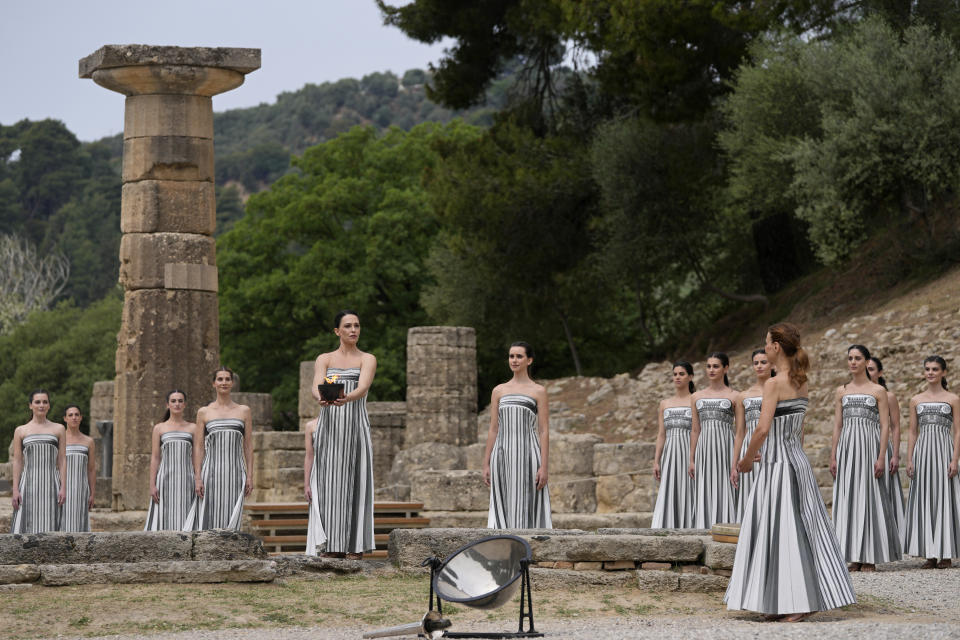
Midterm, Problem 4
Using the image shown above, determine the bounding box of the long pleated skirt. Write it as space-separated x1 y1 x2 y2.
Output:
184 419 246 531
726 399 856 615
693 424 737 529
903 423 960 560
652 428 694 528
488 394 552 529
146 431 195 531
11 434 61 534
735 423 759 523
883 442 905 545
832 421 902 563
306 368 375 554
62 444 91 532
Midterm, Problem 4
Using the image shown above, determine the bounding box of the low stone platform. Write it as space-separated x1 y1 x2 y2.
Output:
421 511 653 529
388 528 734 592
0 530 275 586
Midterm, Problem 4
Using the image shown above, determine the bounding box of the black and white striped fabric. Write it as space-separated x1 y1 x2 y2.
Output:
692 398 737 529
185 419 246 531
488 393 552 529
725 398 856 615
306 368 375 554
735 396 763 522
11 434 61 534
652 406 694 528
883 441 905 544
62 444 91 532
145 431 195 531
902 402 960 560
832 394 902 563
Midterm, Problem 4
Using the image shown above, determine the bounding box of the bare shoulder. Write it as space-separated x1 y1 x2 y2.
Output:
361 351 377 365
531 383 548 403
314 352 332 367
870 382 887 398
834 385 845 399
80 432 95 447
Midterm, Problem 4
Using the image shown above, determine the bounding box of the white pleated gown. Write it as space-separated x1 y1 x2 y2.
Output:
883 440 906 544
693 398 737 529
62 444 91 532
902 402 960 560
11 434 62 534
488 394 552 529
146 431 195 531
735 397 762 522
184 419 247 531
652 406 694 528
306 367 375 555
725 398 856 615
832 394 902 563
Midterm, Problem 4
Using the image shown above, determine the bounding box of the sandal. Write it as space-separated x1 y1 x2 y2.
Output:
847 562 861 572
937 559 952 569
922 558 937 569
782 612 813 623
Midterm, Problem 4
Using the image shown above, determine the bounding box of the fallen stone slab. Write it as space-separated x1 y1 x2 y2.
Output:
700 537 736 570
192 530 266 560
597 528 712 536
636 570 729 592
529 567 636 588
389 528 587 569
554 513 653 530
678 572 729 592
273 555 365 577
0 564 40 584
526 534 703 563
38 560 276 585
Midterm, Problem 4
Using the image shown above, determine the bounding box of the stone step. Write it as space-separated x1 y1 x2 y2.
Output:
419 511 654 530
33 560 275 586
0 530 264 565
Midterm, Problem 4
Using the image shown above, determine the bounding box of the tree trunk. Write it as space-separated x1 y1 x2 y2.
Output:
556 306 583 376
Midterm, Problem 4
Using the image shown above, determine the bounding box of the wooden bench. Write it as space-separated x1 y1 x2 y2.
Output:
245 502 428 557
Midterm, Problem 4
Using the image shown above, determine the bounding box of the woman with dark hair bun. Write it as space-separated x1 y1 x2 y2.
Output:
903 355 960 568
305 310 377 558
726 323 855 622
829 345 900 571
689 352 739 528
11 390 66 533
483 341 552 529
146 390 197 531
651 362 696 528
866 356 905 542
62 405 95 532
186 367 253 531
731 349 773 522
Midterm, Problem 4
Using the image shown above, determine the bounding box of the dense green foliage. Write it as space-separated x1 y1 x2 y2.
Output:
0 292 121 456
217 122 483 425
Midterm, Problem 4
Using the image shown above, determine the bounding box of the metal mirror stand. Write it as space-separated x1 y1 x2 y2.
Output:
421 557 543 639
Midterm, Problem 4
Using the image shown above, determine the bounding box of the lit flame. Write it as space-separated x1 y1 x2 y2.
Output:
324 375 339 383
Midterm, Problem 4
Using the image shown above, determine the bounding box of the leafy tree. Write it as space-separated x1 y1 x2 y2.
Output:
217 122 483 426
0 292 121 460
721 17 960 264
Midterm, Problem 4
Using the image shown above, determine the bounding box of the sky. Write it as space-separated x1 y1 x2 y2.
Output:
0 0 450 141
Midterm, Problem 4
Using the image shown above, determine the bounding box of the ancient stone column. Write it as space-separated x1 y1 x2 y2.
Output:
405 327 477 446
79 45 260 510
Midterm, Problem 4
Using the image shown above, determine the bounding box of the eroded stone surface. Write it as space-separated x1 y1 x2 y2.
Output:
0 564 40 584
410 470 488 511
39 560 275 585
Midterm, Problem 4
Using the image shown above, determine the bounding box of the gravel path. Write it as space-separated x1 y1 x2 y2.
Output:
44 560 960 640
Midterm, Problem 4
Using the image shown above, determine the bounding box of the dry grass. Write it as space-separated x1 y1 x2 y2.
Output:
0 571 931 639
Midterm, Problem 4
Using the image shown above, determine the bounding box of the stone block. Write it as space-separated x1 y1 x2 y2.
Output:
640 561 671 571
388 527 583 569
80 45 261 78
636 570 679 591
593 442 657 476
553 513 652 530
39 560 275 585
527 534 703 563
597 528 712 536
299 361 317 419
232 392 272 430
702 539 736 570
419 511 486 528
549 476 596 513
603 560 635 570
389 443 466 486
256 448 303 471
531 567 636 588
574 561 602 571
596 474 634 511
124 94 213 139
463 442 485 471
90 380 115 423
677 573 729 592
121 180 215 236
550 434 604 475
618 479 657 513
273 555 364 576
0 532 193 564
191 530 266 560
252 431 303 451
0 565 40 584
375 484 411 501
93 477 112 508
122 135 214 182
411 470 488 511
118 232 215 290
368 402 406 428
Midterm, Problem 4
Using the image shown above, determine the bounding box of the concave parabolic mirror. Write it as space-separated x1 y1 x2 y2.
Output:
433 535 531 611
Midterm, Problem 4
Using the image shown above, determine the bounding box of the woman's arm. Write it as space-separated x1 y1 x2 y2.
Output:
311 354 328 404
738 379 779 472
875 390 890 479
87 436 97 508
888 391 902 473
149 425 162 503
535 387 549 491
10 428 23 509
688 395 700 479
730 394 746 488
653 401 666 481
949 396 960 478
303 424 315 501
243 406 254 497
829 388 843 478
193 410 206 498
905 398 919 478
56 427 67 506
482 387 502 487
342 353 377 403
